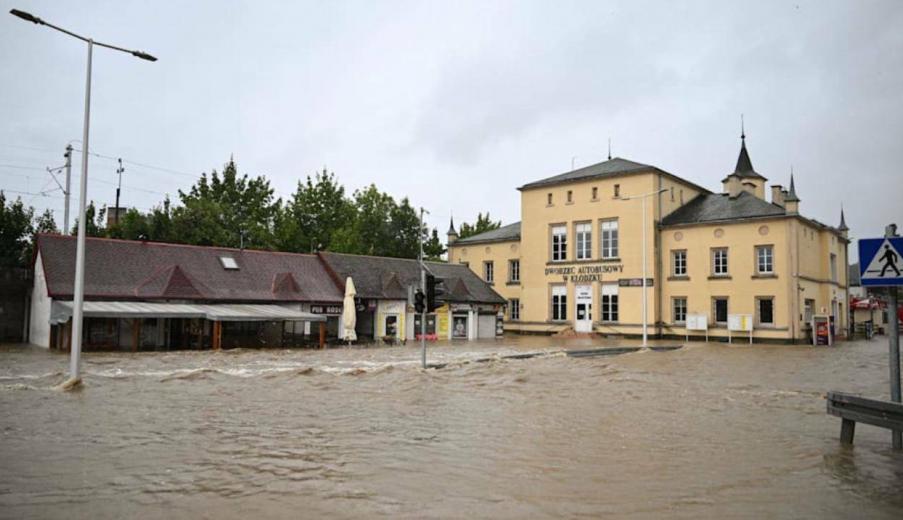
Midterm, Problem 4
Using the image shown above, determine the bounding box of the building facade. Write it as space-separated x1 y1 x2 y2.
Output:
448 135 850 343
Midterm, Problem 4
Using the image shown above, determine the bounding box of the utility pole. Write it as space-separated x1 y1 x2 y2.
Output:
114 157 123 225
420 207 428 369
886 223 901 449
63 144 72 234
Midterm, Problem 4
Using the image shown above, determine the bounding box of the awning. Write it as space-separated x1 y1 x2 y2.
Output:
50 301 327 325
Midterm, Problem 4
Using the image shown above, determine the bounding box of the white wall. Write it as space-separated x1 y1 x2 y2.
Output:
28 251 51 348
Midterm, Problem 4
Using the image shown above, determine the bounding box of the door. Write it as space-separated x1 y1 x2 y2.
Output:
575 284 593 333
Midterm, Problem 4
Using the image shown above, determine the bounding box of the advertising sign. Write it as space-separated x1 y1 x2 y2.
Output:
728 314 753 344
813 315 832 346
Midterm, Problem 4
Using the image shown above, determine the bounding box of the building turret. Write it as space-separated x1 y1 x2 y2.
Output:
722 126 767 199
447 216 458 246
838 207 849 237
784 173 800 214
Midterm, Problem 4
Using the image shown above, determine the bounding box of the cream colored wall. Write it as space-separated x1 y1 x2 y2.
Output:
660 219 792 339
447 239 522 318
657 174 704 219
519 173 659 334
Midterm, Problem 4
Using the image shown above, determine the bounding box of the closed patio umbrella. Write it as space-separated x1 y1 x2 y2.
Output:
342 277 357 343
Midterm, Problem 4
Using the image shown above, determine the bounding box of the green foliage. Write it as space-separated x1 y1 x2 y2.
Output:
277 169 353 253
0 192 35 268
171 159 280 249
458 212 502 239
423 228 446 261
70 201 106 238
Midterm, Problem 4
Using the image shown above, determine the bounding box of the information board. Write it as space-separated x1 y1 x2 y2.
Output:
685 313 708 342
728 314 753 344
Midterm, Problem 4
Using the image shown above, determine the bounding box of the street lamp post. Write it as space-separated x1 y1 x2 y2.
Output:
10 9 156 384
616 188 667 348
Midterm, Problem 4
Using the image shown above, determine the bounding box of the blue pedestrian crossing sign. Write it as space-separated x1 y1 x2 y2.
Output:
859 237 903 286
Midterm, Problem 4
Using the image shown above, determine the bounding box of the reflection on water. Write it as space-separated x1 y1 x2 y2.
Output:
1 336 902 519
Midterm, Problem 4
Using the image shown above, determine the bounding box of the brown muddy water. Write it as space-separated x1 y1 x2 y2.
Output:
1 336 902 519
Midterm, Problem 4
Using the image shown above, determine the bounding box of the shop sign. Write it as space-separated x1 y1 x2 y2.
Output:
545 263 625 283
618 278 654 287
310 304 343 315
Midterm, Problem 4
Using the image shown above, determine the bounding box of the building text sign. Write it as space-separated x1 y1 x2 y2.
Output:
545 264 624 283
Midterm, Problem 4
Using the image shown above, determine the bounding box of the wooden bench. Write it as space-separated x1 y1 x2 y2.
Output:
826 391 903 445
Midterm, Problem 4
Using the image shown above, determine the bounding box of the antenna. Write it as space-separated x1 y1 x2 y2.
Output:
607 137 612 160
741 114 745 140
114 158 124 225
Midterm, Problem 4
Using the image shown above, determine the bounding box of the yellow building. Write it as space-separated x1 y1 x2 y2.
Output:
448 134 850 343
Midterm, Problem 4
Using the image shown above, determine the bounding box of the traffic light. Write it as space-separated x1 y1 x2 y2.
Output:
414 289 425 314
426 274 445 312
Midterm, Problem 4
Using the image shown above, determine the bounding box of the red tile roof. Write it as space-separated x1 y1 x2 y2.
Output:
35 234 343 303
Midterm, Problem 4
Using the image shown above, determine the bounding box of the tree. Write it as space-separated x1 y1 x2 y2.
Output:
0 192 34 268
458 212 501 239
71 201 106 238
423 228 446 260
277 168 353 253
388 197 422 259
171 159 280 249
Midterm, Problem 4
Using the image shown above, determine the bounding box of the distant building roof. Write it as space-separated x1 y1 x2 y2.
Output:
35 234 343 303
453 222 521 245
661 191 786 226
519 157 655 190
318 252 505 304
849 263 861 287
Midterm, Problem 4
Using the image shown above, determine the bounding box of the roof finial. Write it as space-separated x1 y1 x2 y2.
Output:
740 114 745 141
607 137 612 160
839 204 849 231
447 213 457 235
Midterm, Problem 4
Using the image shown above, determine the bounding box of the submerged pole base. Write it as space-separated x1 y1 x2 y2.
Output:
56 376 83 391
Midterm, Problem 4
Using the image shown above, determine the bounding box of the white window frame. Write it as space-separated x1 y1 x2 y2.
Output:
600 284 618 323
672 250 687 277
483 261 494 283
508 259 520 283
509 299 520 321
672 297 687 324
600 219 619 259
551 285 567 321
551 225 567 262
575 222 592 260
756 245 774 274
712 248 729 276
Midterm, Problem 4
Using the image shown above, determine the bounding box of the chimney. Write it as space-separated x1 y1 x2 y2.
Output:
723 175 742 199
771 185 784 208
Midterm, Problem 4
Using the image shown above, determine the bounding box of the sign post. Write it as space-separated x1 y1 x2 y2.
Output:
858 225 902 449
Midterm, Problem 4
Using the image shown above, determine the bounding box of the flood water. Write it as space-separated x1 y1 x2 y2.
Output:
2 336 902 519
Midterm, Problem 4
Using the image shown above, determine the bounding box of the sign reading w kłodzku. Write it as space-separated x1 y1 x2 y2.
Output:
545 263 624 283
859 237 903 287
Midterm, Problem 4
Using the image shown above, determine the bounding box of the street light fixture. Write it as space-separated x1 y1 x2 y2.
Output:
10 8 157 385
615 187 667 348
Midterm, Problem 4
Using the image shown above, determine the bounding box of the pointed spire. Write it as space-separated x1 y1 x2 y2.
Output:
447 215 457 235
785 170 800 202
838 205 849 231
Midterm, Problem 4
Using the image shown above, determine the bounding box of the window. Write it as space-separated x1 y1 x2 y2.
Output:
670 186 675 202
547 193 553 205
804 299 815 324
219 256 239 270
713 297 728 324
757 297 774 325
756 245 773 274
601 284 619 322
551 225 567 261
483 261 494 283
551 285 567 321
567 190 573 203
712 248 729 276
614 184 620 198
385 315 398 338
592 187 598 200
600 219 619 258
672 250 687 277
508 259 520 283
673 297 687 323
509 299 520 321
576 222 592 260
830 253 837 282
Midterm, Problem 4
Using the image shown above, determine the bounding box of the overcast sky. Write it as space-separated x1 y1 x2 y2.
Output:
2 0 901 256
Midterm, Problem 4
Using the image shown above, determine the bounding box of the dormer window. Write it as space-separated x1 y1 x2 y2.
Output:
220 256 239 270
